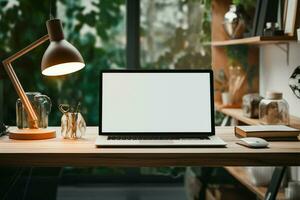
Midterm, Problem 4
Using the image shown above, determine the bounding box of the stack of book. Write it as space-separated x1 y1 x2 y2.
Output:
235 125 300 140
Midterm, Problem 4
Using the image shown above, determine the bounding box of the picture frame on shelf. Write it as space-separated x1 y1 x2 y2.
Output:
284 0 298 36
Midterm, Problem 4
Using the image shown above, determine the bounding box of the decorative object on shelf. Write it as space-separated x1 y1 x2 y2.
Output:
242 93 263 118
251 0 262 36
224 45 258 107
1 18 85 140
228 66 245 106
223 4 245 39
221 92 232 106
263 22 284 36
16 92 51 129
285 181 300 200
256 0 280 36
259 92 289 125
214 69 231 105
297 28 300 41
289 66 300 99
59 103 86 139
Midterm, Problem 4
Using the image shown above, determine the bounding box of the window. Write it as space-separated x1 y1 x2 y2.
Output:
0 0 126 125
140 0 211 69
0 0 211 126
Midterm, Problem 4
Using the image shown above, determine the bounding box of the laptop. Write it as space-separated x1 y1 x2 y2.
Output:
95 69 226 147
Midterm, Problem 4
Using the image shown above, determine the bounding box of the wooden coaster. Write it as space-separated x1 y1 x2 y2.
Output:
9 128 56 140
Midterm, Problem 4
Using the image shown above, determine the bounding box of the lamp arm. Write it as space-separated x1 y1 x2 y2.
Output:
2 34 50 129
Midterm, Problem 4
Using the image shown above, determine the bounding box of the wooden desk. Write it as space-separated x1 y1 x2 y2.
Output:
0 127 299 167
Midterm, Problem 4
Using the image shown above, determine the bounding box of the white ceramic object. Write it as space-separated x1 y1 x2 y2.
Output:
285 181 300 200
297 28 300 42
290 167 300 181
221 92 232 105
246 167 275 186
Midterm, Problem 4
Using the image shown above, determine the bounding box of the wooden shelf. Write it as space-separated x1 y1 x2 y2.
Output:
215 103 300 129
211 36 297 46
225 167 286 200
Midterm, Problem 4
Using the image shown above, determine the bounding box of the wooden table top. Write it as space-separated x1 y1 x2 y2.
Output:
0 127 299 167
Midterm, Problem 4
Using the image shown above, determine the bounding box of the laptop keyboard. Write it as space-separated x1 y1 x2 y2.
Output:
108 136 210 140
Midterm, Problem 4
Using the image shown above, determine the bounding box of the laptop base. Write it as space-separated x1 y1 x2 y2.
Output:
95 135 227 147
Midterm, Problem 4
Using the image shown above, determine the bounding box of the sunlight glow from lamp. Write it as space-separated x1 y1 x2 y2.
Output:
42 62 85 76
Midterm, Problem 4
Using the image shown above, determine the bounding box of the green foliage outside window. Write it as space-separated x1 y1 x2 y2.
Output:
0 0 125 126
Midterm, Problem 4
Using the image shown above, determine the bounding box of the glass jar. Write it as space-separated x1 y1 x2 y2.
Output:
59 104 86 139
259 92 289 125
242 93 263 118
16 92 52 129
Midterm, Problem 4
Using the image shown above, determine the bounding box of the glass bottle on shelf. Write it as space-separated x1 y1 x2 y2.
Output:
259 92 289 125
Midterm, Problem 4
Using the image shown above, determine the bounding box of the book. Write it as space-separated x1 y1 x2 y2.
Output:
256 0 279 36
251 0 262 36
235 125 300 138
284 0 298 36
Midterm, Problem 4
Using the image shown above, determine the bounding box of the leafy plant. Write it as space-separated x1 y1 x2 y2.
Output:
0 0 125 125
140 0 211 69
225 45 258 92
214 69 228 93
232 0 256 9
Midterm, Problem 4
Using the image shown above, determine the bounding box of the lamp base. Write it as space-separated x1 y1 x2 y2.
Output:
9 128 56 140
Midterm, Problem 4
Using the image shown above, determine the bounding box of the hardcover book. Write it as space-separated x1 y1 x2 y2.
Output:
235 125 300 138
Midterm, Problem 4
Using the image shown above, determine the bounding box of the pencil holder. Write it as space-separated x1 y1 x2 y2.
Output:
59 104 86 139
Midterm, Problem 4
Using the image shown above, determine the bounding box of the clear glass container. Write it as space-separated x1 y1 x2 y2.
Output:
16 92 52 129
242 93 263 118
59 104 86 139
259 92 289 125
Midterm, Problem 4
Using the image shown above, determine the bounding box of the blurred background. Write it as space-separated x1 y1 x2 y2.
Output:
0 0 257 200
0 0 212 126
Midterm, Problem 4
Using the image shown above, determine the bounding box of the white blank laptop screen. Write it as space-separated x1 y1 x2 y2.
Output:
101 72 213 133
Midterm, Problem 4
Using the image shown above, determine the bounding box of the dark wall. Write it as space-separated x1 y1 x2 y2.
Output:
0 79 3 132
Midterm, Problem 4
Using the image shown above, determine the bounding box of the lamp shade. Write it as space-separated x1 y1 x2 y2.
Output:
41 19 85 76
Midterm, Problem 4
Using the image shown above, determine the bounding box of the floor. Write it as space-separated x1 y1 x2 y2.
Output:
57 183 186 200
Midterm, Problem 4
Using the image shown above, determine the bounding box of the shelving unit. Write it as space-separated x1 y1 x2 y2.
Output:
215 103 300 129
211 36 297 46
224 167 285 200
216 104 300 200
211 1 300 199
